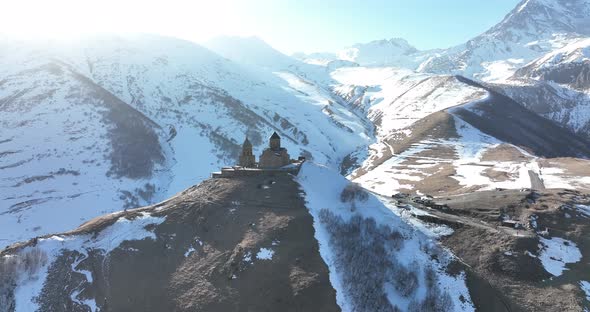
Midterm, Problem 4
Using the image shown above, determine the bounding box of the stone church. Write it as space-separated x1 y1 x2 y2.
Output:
239 132 291 169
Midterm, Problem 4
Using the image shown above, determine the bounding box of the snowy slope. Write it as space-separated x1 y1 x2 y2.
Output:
0 58 172 249
7 212 165 311
496 80 590 140
354 114 590 197
291 51 339 66
330 67 486 176
297 163 474 312
518 37 590 78
74 34 371 167
205 36 298 69
334 71 590 196
0 34 373 249
204 35 335 85
331 67 484 138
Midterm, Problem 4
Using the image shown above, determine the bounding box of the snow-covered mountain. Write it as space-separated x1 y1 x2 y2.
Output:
205 36 298 69
482 38 590 141
418 0 590 80
327 65 590 196
0 34 372 248
294 38 432 68
3 0 590 310
336 38 429 68
514 37 590 89
0 56 174 247
296 0 590 80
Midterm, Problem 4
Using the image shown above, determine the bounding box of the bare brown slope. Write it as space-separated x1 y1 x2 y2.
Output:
3 174 339 312
436 189 590 312
349 110 458 179
454 76 590 159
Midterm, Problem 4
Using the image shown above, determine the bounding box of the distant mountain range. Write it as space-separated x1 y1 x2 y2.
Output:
295 0 590 80
2 0 590 311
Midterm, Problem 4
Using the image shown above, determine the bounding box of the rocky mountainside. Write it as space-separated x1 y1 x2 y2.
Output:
490 38 590 140
514 37 590 89
332 67 590 197
4 163 590 312
1 164 481 312
0 169 339 311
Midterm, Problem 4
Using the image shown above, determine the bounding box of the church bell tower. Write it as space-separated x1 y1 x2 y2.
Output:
239 137 256 167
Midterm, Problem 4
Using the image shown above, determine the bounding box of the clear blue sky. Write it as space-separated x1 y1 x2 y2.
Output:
1 0 522 54
234 0 522 53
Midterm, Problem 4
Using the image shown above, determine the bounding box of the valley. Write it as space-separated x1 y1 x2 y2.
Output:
2 0 590 311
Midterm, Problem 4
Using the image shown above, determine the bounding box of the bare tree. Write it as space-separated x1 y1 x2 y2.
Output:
340 183 369 211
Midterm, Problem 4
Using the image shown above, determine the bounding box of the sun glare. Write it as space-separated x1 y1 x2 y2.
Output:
0 0 252 40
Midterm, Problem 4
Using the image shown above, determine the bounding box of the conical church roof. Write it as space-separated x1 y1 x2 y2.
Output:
243 136 252 147
270 132 280 139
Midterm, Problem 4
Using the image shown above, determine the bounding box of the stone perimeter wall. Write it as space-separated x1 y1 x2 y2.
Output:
212 163 303 179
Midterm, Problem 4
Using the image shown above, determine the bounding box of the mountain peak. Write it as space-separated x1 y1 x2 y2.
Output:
204 35 296 69
486 0 590 40
336 38 420 67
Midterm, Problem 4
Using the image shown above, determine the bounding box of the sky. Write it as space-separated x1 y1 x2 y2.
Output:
0 0 521 54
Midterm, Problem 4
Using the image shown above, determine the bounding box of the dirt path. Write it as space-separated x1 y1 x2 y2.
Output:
379 195 535 238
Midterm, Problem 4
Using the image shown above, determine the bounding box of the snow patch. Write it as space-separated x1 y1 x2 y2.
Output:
256 248 274 260
576 204 590 218
184 247 196 257
13 212 165 311
538 236 582 277
580 281 590 301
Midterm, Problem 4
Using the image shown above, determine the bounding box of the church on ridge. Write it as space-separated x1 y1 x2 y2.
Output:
239 131 291 169
212 131 304 178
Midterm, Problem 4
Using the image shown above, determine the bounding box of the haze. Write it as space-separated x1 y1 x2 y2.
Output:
1 0 520 53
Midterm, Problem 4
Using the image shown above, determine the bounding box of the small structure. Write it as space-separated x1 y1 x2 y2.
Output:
238 137 256 167
259 132 291 169
501 219 524 229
